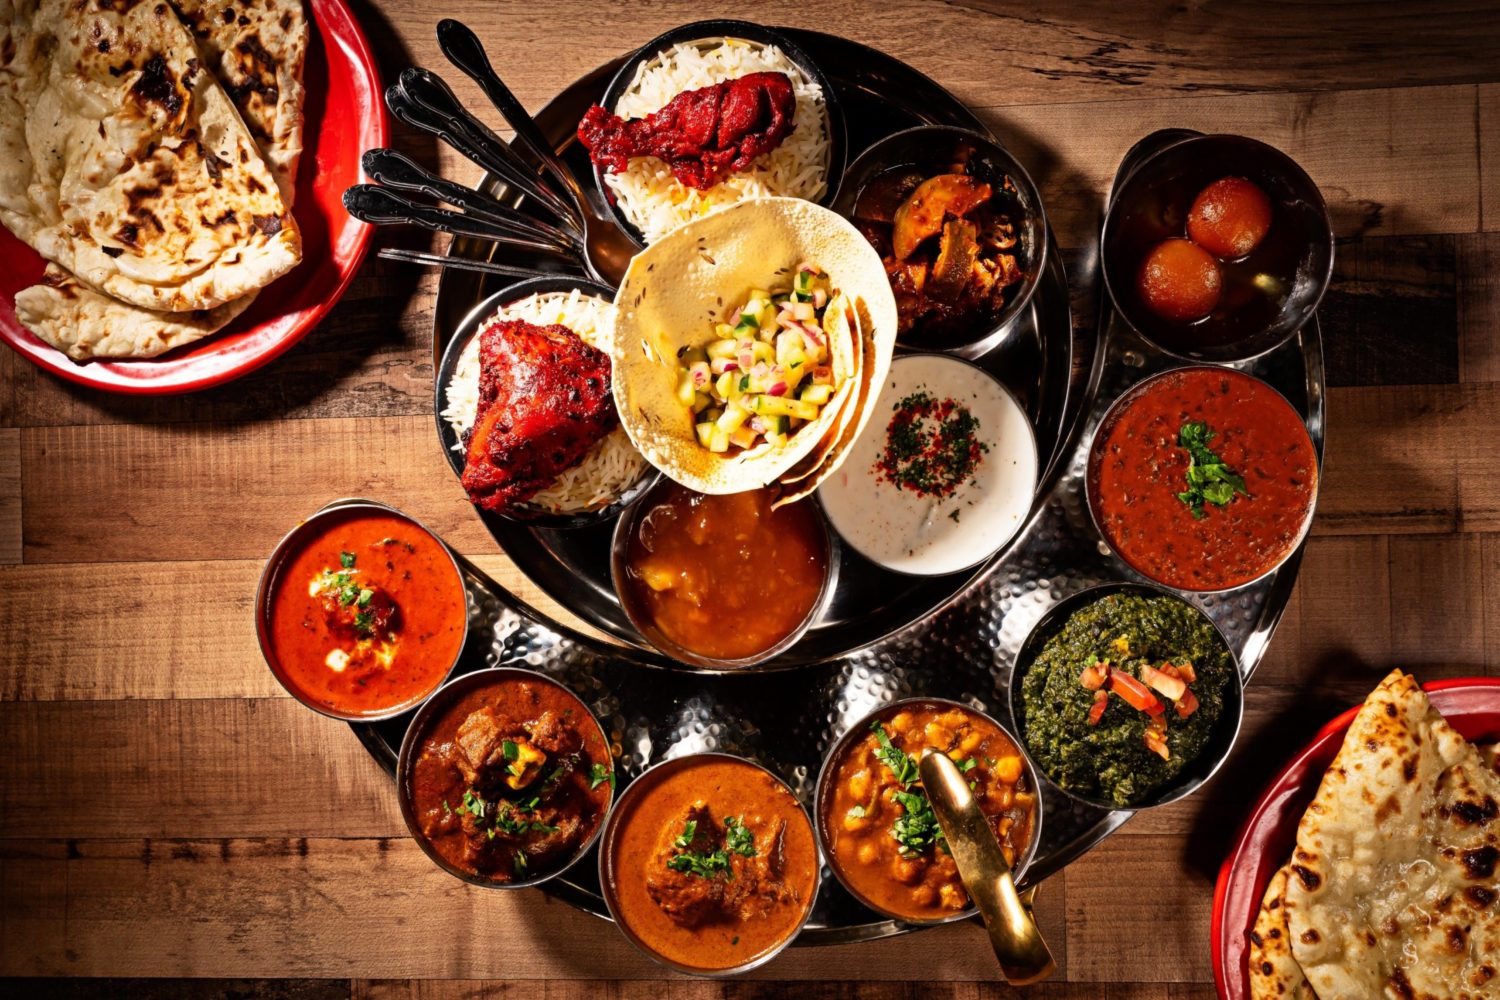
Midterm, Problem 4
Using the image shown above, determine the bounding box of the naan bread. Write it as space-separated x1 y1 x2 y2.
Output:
1248 866 1318 1000
0 0 300 314
1282 670 1500 999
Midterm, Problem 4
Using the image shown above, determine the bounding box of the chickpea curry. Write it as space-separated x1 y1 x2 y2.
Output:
603 756 818 973
405 675 614 883
822 701 1036 921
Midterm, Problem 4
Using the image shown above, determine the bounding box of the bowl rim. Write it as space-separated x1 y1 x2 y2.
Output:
1098 132 1335 365
253 499 469 723
394 665 616 890
608 478 841 669
590 17 848 250
1005 581 1247 812
433 273 661 530
830 122 1051 359
595 750 821 976
1083 363 1320 594
817 351 1041 578
811 694 1044 926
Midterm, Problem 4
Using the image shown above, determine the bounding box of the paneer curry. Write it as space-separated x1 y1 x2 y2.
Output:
404 672 614 884
601 754 818 973
820 700 1037 922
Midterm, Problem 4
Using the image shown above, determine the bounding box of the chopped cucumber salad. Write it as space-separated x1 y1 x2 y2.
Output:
676 264 839 453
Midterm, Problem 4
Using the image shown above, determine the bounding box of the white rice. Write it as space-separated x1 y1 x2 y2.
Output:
441 290 648 514
603 37 831 244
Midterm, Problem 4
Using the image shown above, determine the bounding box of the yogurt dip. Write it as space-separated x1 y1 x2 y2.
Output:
818 354 1037 575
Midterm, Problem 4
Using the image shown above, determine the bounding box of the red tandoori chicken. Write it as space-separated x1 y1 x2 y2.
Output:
461 319 617 512
578 72 797 190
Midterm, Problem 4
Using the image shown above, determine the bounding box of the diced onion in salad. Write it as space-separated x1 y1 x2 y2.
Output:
676 264 838 453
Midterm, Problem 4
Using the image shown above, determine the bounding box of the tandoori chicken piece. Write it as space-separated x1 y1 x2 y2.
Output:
461 319 616 511
578 72 797 190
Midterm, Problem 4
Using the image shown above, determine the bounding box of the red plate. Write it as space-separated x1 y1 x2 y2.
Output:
0 0 387 394
1211 677 1500 999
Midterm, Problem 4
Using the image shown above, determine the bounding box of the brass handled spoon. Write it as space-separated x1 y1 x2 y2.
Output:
919 749 1056 986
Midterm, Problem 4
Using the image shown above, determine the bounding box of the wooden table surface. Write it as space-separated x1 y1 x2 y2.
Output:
4 1 1500 996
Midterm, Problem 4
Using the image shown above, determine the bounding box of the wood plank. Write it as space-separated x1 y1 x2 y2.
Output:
1458 232 1500 382
4 981 350 1000
1321 236 1458 387
1482 83 1498 232
0 837 1061 981
0 427 18 565
353 981 1213 999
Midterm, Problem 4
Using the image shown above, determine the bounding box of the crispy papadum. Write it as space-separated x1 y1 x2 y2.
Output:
611 198 897 494
0 0 301 316
1280 670 1500 999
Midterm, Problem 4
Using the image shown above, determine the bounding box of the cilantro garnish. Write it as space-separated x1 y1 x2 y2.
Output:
340 551 356 568
870 722 948 857
724 816 756 857
588 762 616 790
513 851 528 873
353 610 375 634
666 849 732 878
1175 420 1250 519
673 819 698 849
871 723 920 786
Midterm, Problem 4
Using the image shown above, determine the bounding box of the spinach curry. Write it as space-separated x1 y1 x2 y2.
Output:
1018 592 1232 807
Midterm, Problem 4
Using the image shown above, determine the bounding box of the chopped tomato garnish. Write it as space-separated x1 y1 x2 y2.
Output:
1140 664 1187 701
1175 688 1200 719
1079 662 1110 691
1142 726 1170 761
1108 671 1165 716
1169 662 1197 684
1087 689 1109 726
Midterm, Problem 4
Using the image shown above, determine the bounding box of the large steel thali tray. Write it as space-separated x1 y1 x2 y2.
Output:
355 31 1327 944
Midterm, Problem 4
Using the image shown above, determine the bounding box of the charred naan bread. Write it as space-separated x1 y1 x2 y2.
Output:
1280 670 1500 999
1248 866 1318 1000
0 0 300 315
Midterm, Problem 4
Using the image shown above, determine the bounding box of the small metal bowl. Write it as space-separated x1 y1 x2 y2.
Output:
1007 582 1246 812
434 274 660 530
1084 365 1319 594
608 478 840 670
596 751 820 976
591 18 848 250
1100 133 1333 364
830 124 1049 359
813 696 1043 926
396 666 615 890
255 500 468 723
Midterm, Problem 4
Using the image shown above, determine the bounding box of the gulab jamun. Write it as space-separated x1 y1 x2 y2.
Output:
1137 238 1222 322
1187 176 1273 259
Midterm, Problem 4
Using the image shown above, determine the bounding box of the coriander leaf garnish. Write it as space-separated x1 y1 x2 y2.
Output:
356 589 373 608
891 789 947 857
1175 420 1250 519
871 723 920 786
588 762 616 790
666 848 732 878
724 816 756 857
958 757 978 773
513 850 528 873
340 551 356 568
673 819 698 849
352 610 375 634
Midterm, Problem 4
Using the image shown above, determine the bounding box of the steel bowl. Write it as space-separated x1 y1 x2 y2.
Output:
1007 582 1246 812
830 124 1049 359
1084 365 1319 594
596 751 820 976
590 18 848 250
434 274 660 529
396 666 615 890
1100 133 1333 364
254 500 468 723
812 696 1043 926
608 478 841 670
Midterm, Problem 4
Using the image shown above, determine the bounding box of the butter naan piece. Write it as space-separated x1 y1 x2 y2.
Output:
0 0 300 314
1248 866 1318 999
1283 670 1500 1000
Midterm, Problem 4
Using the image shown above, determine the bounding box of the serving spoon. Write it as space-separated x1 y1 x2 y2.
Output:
435 17 639 286
920 750 1056 985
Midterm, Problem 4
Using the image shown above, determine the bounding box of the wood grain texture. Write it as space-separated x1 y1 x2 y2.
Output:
0 427 19 565
1481 83 1498 231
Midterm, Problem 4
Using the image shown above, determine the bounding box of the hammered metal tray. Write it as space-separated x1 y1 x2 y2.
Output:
355 32 1327 939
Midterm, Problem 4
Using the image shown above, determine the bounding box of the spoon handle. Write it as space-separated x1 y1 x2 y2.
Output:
360 148 578 252
343 184 578 259
435 18 586 206
391 70 581 229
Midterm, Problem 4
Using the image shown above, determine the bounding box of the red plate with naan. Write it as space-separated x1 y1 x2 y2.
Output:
1211 677 1500 999
0 0 386 394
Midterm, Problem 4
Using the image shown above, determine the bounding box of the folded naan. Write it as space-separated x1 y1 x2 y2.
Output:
1280 670 1500 999
1248 866 1318 999
0 0 300 316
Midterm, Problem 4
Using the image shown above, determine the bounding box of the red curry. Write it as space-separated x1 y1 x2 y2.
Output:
1089 367 1317 591
264 508 466 717
620 485 828 662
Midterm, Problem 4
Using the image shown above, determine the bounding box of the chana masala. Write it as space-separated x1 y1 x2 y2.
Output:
1088 366 1317 591
820 701 1037 922
602 755 818 973
263 508 466 718
404 673 614 884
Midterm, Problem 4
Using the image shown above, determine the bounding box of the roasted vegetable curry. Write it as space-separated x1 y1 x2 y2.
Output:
853 156 1028 346
406 675 614 883
821 702 1037 921
603 756 818 972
